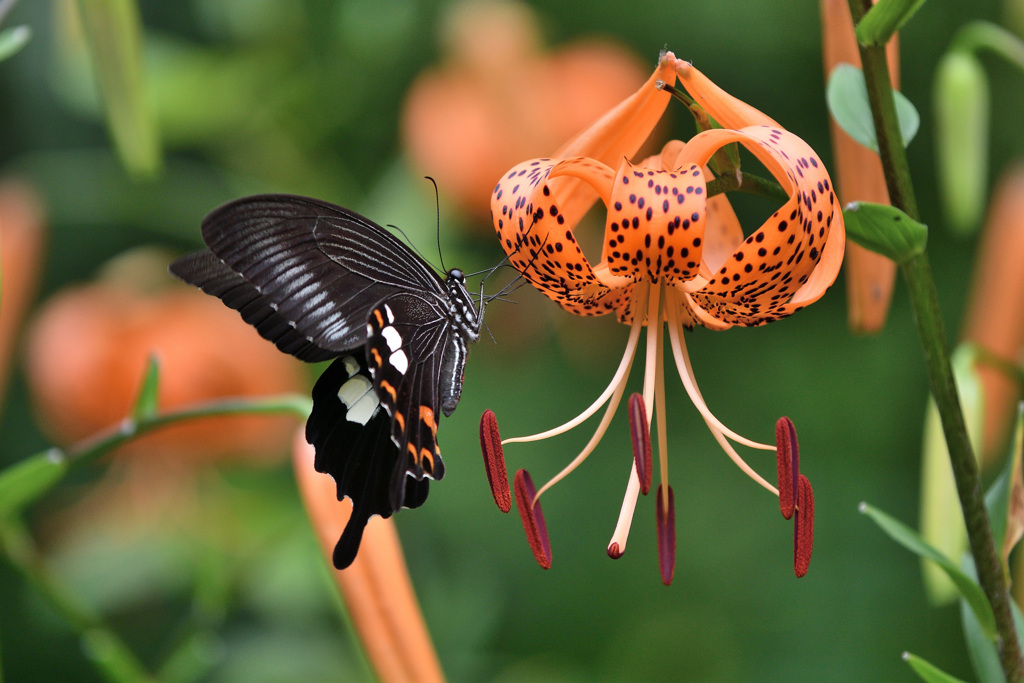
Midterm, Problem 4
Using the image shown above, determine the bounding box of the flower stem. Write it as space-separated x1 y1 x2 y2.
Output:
847 0 1024 678
705 171 789 204
65 393 312 466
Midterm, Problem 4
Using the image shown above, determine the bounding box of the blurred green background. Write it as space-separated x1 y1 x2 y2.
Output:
1 0 1022 681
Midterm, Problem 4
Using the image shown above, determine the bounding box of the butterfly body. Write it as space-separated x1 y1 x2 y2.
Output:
170 194 483 568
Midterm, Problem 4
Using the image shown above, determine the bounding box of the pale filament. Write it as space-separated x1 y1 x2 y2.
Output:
664 290 774 451
664 291 779 495
502 298 645 446
654 307 669 487
516 283 650 503
607 460 642 555
532 362 633 503
609 283 663 553
704 416 779 496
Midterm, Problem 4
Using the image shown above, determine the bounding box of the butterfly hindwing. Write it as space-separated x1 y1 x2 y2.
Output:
306 354 430 569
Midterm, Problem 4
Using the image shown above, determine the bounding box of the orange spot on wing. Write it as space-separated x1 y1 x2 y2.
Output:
419 406 437 434
380 380 397 402
419 448 434 474
373 309 384 327
370 348 383 367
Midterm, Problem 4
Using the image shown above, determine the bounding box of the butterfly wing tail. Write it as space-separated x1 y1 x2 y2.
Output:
307 355 430 569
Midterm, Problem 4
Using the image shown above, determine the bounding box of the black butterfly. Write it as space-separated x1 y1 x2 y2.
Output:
169 194 484 569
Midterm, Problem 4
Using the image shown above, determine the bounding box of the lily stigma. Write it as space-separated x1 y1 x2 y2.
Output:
479 51 839 584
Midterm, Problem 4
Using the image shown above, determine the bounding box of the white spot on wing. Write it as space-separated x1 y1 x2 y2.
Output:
348 392 379 425
338 374 372 407
342 355 359 378
384 304 395 323
390 349 409 374
381 326 402 352
337 374 379 425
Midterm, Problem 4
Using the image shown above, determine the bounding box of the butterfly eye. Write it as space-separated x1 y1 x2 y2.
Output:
449 268 465 283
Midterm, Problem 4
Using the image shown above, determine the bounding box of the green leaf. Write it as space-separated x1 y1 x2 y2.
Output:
920 343 985 604
902 652 970 683
0 451 70 519
0 25 31 62
958 558 1024 682
842 201 928 263
76 0 162 177
961 593 1005 683
130 355 160 420
856 0 930 47
827 63 920 152
860 502 997 638
934 51 989 236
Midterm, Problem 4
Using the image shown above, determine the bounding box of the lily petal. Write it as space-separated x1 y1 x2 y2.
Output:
492 157 613 315
679 126 844 325
672 59 779 129
604 158 707 285
550 52 677 222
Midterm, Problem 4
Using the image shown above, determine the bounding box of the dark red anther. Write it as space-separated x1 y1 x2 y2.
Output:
513 469 552 569
607 542 624 559
628 393 653 495
794 475 814 578
656 484 676 586
480 410 511 513
776 416 799 520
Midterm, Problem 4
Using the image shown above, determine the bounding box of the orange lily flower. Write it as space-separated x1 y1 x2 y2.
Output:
481 51 839 582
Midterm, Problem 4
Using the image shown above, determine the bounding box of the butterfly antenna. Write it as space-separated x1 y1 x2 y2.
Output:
426 176 447 274
467 214 549 308
385 223 441 273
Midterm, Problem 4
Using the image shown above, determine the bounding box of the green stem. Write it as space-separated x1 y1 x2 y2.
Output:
706 171 790 204
847 1 1024 679
0 520 156 683
65 393 311 466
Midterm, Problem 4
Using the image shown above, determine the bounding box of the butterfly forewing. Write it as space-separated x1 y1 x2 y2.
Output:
169 249 338 362
198 195 447 354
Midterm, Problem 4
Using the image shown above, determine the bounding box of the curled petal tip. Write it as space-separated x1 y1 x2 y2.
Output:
480 410 511 513
794 475 814 578
656 484 676 586
775 416 799 520
628 393 652 495
607 542 623 559
514 469 552 569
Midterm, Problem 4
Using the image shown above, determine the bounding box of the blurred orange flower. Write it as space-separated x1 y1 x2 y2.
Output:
820 0 900 333
24 248 306 463
0 180 46 410
401 0 648 219
963 165 1024 462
